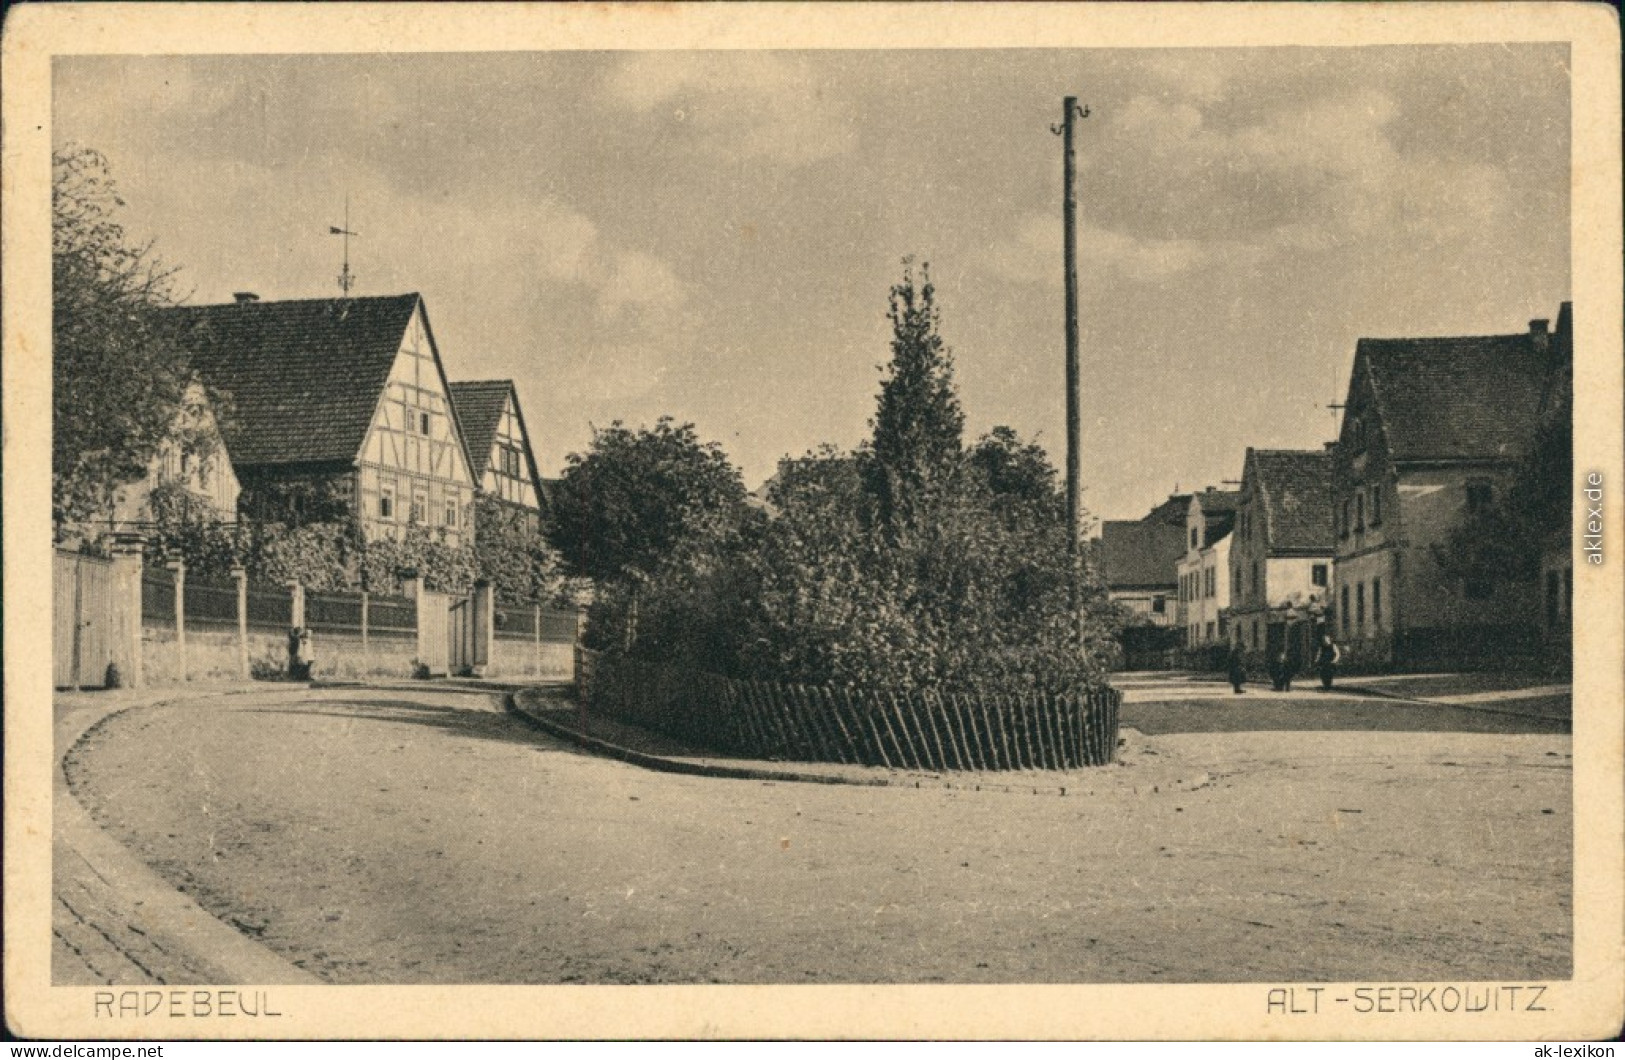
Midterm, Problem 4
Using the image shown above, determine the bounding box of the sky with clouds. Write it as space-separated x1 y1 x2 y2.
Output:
54 45 1570 524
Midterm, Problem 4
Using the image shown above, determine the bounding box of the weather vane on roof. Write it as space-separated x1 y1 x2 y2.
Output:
330 195 359 296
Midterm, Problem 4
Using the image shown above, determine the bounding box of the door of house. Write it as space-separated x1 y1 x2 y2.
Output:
54 551 118 689
447 596 472 675
417 590 450 676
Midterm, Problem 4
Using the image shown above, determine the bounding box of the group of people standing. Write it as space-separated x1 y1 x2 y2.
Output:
1226 630 1341 694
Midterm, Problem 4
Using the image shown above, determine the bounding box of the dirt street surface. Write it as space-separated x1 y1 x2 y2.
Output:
62 685 1571 984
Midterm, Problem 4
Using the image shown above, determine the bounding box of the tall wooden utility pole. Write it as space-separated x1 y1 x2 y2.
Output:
1053 96 1091 630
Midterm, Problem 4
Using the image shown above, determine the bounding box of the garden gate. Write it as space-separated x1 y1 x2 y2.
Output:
417 590 450 676
53 550 118 689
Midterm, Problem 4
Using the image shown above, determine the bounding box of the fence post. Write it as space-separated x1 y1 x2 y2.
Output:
360 591 370 678
110 533 145 689
232 565 248 681
169 558 187 682
533 603 542 677
471 580 493 677
288 580 306 629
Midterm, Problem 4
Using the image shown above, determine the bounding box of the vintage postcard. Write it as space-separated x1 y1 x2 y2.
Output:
4 1 1622 1042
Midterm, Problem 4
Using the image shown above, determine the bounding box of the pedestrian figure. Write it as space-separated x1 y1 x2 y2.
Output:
1314 634 1341 691
1226 642 1247 694
1269 650 1290 692
1283 639 1302 693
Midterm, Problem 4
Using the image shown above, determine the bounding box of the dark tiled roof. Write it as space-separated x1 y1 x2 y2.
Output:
165 294 422 467
447 381 512 478
1143 493 1193 526
1251 449 1332 552
1100 519 1185 590
1193 489 1243 515
1360 332 1552 462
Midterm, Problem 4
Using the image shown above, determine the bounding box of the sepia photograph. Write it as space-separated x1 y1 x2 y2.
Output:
5 2 1622 1042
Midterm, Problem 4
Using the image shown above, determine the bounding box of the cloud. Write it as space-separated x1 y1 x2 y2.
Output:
986 214 1266 287
603 52 857 166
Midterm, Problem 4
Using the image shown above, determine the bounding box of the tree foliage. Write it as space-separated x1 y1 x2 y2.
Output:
864 259 964 531
474 494 573 605
1434 400 1572 584
548 417 748 583
53 146 208 537
592 261 1121 693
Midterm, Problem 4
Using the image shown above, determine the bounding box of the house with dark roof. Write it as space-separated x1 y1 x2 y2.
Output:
1099 516 1186 629
448 380 548 532
1330 307 1570 667
167 293 478 546
1225 448 1334 665
1175 488 1242 647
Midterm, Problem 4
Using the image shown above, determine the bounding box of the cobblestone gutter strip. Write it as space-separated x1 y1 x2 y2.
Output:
506 689 893 788
55 685 324 986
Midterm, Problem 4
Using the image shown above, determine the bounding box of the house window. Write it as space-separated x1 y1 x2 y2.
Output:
1206 568 1215 598
1251 562 1260 597
379 483 395 520
1340 585 1350 634
1206 621 1215 641
1372 577 1382 629
1356 582 1366 629
1466 478 1494 513
418 411 432 436
1312 564 1328 588
445 498 458 529
410 486 428 524
500 446 522 478
1355 493 1365 532
1152 596 1166 615
1190 527 1199 550
1341 499 1352 538
1350 417 1366 451
1370 486 1383 526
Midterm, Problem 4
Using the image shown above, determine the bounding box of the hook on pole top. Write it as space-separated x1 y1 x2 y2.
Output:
1049 98 1093 135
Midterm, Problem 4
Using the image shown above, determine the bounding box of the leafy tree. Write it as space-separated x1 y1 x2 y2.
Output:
52 146 209 538
548 417 748 584
864 259 964 531
1434 402 1572 584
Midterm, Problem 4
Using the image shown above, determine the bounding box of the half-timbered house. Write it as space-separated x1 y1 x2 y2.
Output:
167 293 477 545
447 380 548 532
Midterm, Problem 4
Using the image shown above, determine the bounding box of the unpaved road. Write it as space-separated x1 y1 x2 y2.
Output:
62 686 1571 984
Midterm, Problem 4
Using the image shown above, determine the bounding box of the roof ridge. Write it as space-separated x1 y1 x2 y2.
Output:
180 292 422 310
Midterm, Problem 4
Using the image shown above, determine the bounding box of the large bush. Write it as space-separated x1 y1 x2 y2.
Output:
592 261 1121 693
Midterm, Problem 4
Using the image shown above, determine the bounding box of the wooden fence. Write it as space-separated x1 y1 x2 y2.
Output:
576 648 1120 770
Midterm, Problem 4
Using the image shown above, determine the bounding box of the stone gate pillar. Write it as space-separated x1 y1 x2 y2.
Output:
109 533 146 689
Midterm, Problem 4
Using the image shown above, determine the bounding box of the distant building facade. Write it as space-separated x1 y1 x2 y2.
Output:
1331 306 1571 667
107 380 240 533
1225 448 1334 663
1100 494 1189 629
169 293 478 546
1175 489 1240 647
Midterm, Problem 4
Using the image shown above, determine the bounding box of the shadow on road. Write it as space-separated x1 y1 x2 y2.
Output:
242 698 593 754
1121 695 1570 736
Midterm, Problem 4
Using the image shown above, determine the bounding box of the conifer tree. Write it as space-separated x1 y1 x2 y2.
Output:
865 258 964 530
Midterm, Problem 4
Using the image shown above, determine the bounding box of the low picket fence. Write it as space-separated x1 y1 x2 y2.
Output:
575 647 1120 770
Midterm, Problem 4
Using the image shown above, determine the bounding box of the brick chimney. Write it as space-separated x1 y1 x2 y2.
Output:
233 292 260 305
1529 317 1550 357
